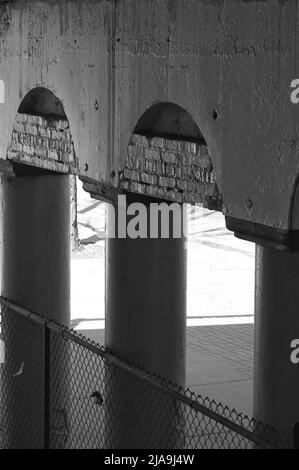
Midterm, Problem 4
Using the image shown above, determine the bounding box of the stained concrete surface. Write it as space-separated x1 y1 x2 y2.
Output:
71 182 255 417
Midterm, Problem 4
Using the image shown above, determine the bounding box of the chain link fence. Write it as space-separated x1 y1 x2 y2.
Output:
0 297 293 449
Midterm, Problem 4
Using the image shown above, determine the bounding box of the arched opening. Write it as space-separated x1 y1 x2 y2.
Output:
6 87 76 175
119 102 219 209
0 87 73 448
116 101 255 420
134 102 205 143
18 87 66 118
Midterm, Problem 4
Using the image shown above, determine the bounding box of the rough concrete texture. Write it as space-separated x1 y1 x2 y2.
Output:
7 113 76 174
119 133 220 205
0 0 298 230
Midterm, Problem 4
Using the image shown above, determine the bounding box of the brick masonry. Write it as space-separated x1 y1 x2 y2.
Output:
119 134 222 207
7 113 77 174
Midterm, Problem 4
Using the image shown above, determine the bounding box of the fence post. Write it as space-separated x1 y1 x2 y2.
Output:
293 423 299 449
44 326 51 449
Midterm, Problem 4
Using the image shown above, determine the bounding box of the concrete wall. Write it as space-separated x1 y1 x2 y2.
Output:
0 0 298 232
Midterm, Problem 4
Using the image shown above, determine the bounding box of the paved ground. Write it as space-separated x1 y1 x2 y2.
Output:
71 182 255 417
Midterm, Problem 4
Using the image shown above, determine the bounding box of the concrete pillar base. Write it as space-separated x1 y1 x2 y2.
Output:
1 172 70 448
105 195 187 448
254 245 299 432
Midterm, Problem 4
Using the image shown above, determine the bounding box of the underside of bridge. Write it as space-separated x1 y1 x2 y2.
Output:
0 0 299 448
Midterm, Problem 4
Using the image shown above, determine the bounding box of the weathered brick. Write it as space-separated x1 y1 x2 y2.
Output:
130 181 145 194
61 152 73 164
39 127 51 138
13 122 25 133
133 134 149 148
165 163 175 177
183 141 192 153
119 180 129 190
25 124 38 136
145 160 156 173
35 147 47 159
18 153 31 164
187 181 195 192
64 130 72 142
183 192 196 204
16 114 29 123
55 119 69 131
182 154 192 166
51 129 60 140
155 161 163 173
7 150 18 160
193 168 203 181
199 144 209 157
210 171 216 183
23 144 35 155
159 176 176 188
190 142 197 154
165 139 177 151
128 145 138 158
162 151 176 164
144 148 160 161
145 185 156 197
119 132 218 205
124 168 139 181
156 187 166 198
12 132 19 143
23 134 31 146
8 111 76 173
177 179 188 191
175 167 182 178
150 137 165 149
125 157 134 170
179 166 187 178
191 154 202 167
174 192 183 203
166 190 177 201
29 115 45 126
141 172 158 185
48 149 59 160
135 157 145 171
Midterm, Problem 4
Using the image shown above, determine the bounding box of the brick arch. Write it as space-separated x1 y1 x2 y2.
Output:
7 87 78 175
119 102 222 209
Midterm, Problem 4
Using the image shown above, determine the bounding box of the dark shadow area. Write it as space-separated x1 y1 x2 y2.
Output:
134 102 205 143
18 87 66 119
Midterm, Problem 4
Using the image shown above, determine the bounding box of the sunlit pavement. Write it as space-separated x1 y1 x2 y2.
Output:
71 182 255 416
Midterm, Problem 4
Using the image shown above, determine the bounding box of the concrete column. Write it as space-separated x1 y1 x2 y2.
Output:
254 244 299 433
2 173 70 321
105 194 187 448
1 172 70 448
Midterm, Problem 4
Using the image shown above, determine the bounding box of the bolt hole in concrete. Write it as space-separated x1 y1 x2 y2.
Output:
70 178 255 416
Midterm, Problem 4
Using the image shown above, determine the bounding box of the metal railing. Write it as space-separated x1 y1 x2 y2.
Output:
0 297 293 449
